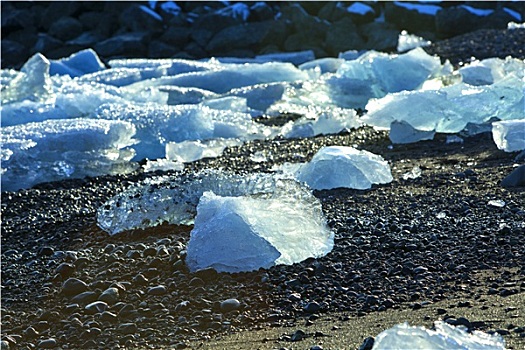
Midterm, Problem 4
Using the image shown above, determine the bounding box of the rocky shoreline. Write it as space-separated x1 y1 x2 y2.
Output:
2 1 525 349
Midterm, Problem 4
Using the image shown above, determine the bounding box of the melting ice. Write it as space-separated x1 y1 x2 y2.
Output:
372 321 505 350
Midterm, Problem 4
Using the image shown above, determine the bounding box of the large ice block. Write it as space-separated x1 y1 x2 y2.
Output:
492 120 525 152
186 190 334 273
1 119 137 191
166 138 242 163
94 102 273 160
372 321 505 350
97 171 325 235
288 146 393 190
49 49 106 77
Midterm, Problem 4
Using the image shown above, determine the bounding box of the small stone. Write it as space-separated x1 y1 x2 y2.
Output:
189 277 205 287
62 278 88 296
117 322 138 334
99 287 119 304
358 336 375 350
55 263 75 278
39 246 54 256
99 311 118 323
291 329 305 342
0 340 9 350
310 346 323 350
37 338 57 349
304 301 321 313
71 291 98 305
147 285 167 296
23 326 39 338
85 301 108 315
220 298 241 313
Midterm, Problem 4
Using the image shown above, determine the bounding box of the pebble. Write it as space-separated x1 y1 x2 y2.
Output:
85 301 108 315
62 278 88 296
358 337 375 350
99 287 120 304
147 285 167 296
71 291 98 305
304 301 321 313
37 338 57 349
117 323 138 334
220 298 241 313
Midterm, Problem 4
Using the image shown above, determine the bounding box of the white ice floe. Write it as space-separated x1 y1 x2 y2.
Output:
280 146 393 190
397 30 431 53
492 120 525 152
1 119 137 191
166 138 242 163
186 189 333 273
49 49 106 78
372 321 505 350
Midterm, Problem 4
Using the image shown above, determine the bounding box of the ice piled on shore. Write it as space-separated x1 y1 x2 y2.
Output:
186 189 333 273
1 119 137 192
372 321 505 350
492 120 525 152
280 146 393 190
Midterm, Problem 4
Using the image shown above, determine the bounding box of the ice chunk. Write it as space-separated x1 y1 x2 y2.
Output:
508 21 525 29
94 102 273 160
0 101 69 127
280 107 361 138
336 48 443 97
2 53 53 104
158 62 311 94
1 119 137 191
142 158 184 173
402 166 422 180
397 30 431 53
299 58 344 74
459 57 524 86
255 50 316 66
97 171 324 235
159 86 218 105
372 321 505 350
226 82 288 111
49 49 106 77
166 138 242 163
492 120 525 152
389 120 436 144
108 57 218 76
284 146 393 190
186 189 334 273
363 74 524 137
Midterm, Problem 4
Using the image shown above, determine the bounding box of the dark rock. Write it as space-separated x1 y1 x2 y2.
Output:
48 17 83 41
99 311 118 323
189 277 205 287
148 40 178 58
120 4 164 33
94 32 150 57
148 285 167 296
220 298 241 313
78 11 117 38
347 3 377 25
290 329 305 341
501 165 525 188
385 1 439 33
33 33 63 55
206 21 274 54
71 291 98 305
1 8 36 33
99 287 120 304
358 337 375 350
359 22 399 51
85 301 108 315
318 2 347 22
55 262 75 278
194 267 219 282
249 2 275 22
40 2 81 30
304 301 321 313
62 278 88 297
159 26 191 47
325 17 366 55
117 322 138 334
37 338 57 349
67 32 103 49
1 40 29 68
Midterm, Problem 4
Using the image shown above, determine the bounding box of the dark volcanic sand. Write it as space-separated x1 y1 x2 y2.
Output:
2 30 525 349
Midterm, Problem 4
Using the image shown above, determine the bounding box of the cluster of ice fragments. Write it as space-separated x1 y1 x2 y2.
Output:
1 46 524 191
372 321 505 350
97 171 333 272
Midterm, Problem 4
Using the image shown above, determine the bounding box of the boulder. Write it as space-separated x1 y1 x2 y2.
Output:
1 40 29 68
359 22 399 51
159 26 191 47
119 4 164 33
40 1 81 31
318 2 348 22
385 1 440 33
325 17 366 55
148 40 179 58
48 16 83 41
206 21 274 54
33 33 63 55
94 32 150 57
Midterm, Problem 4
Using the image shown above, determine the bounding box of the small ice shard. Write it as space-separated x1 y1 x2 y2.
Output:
2 53 53 104
49 49 106 77
165 138 242 163
446 135 464 144
142 159 184 173
492 120 525 152
97 171 325 236
250 151 269 163
1 119 137 191
397 30 431 53
436 211 447 219
389 120 436 144
186 189 333 273
402 166 422 180
508 21 525 29
286 146 393 190
487 199 505 208
371 321 505 350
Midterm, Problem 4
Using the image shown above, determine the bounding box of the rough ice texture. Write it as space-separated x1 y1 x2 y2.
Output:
287 146 393 190
492 120 525 152
49 49 106 77
186 189 334 273
372 321 505 350
389 120 435 144
95 102 273 160
1 119 137 191
397 31 431 53
459 57 524 86
362 72 524 143
166 138 242 163
96 171 330 237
